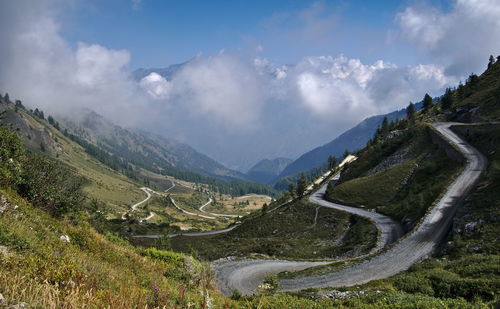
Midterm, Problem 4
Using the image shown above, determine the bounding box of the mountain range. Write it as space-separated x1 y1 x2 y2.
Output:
276 102 423 180
62 109 247 181
246 157 293 183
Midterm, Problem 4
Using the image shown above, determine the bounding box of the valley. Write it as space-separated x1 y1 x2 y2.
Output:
1 4 499 306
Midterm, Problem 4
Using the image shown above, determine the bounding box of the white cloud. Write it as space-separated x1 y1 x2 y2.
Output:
0 1 153 126
76 43 131 87
139 72 172 99
0 1 462 171
171 55 265 128
396 0 500 75
275 55 454 125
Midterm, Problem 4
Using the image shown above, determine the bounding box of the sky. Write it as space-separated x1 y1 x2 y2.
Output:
1 0 500 171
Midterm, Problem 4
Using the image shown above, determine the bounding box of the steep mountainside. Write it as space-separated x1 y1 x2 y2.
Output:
246 157 293 183
278 103 423 179
62 110 248 181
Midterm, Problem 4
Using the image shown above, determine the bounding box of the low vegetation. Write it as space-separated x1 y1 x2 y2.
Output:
326 123 461 230
159 200 377 260
0 124 227 308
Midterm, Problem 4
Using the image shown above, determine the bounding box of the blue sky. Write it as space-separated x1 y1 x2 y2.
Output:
62 0 446 69
1 0 499 170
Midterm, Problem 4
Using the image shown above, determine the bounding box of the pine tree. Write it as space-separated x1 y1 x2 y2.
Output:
406 102 416 120
380 117 389 136
488 55 495 68
288 182 296 197
441 88 454 110
327 155 337 169
343 149 350 159
296 173 307 196
422 93 433 112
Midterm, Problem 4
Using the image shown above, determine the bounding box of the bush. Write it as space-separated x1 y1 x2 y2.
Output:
153 236 171 251
17 154 86 216
142 247 184 267
429 272 496 301
0 125 24 186
394 274 434 295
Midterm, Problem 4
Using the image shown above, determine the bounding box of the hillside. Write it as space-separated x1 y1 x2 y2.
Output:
62 109 248 181
135 199 377 261
278 103 422 179
246 157 293 183
0 122 229 308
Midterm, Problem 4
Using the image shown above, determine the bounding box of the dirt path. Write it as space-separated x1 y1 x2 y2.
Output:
198 198 240 218
213 122 486 295
132 224 240 239
168 196 216 219
212 179 403 296
122 187 152 220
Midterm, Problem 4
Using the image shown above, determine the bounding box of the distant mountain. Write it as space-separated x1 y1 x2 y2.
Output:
277 103 423 179
132 62 188 81
246 157 293 183
62 110 248 181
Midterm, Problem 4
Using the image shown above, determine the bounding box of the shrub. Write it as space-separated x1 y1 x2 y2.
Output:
17 154 86 216
142 247 184 267
394 274 434 295
0 125 24 186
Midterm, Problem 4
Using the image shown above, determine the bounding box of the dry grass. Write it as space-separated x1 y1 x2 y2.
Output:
0 189 226 308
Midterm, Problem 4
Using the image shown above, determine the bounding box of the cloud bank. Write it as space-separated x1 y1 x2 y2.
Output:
0 0 497 170
396 0 500 75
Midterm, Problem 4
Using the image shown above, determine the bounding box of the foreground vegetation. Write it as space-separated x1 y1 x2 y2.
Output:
0 124 228 308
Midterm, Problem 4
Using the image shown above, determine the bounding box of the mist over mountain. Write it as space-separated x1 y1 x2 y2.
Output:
62 109 249 181
0 0 498 172
278 102 423 179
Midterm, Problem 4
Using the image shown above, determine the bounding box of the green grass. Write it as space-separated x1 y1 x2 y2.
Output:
0 188 226 308
326 127 462 229
150 199 378 261
456 61 500 121
327 160 416 208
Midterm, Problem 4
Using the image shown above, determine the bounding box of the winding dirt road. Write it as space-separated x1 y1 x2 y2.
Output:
213 122 486 295
132 224 240 238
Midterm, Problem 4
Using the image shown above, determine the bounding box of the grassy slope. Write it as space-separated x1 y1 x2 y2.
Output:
161 200 377 261
456 61 500 120
326 126 461 229
1 105 144 216
0 189 227 308
2 104 241 231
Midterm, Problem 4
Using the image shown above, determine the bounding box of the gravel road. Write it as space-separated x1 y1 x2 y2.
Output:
213 122 486 295
132 224 240 238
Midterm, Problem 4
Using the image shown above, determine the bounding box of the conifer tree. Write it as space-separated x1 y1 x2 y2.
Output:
488 55 495 68
422 93 433 112
406 102 416 120
441 88 454 110
296 173 307 196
